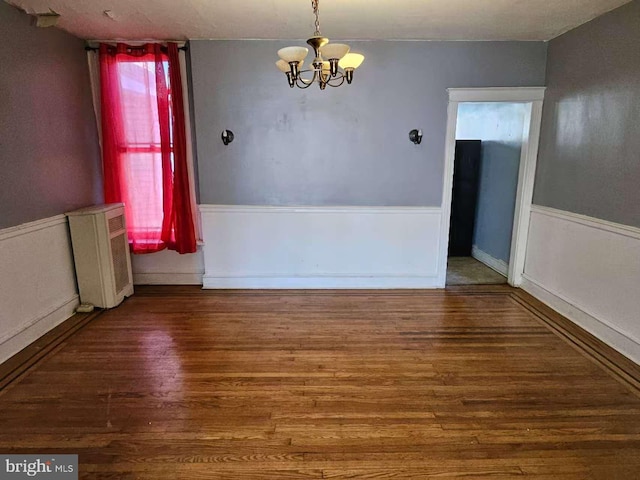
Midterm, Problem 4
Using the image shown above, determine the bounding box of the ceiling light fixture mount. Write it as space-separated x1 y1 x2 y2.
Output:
276 0 365 90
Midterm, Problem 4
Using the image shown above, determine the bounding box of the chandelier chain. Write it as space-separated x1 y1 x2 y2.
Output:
312 0 321 36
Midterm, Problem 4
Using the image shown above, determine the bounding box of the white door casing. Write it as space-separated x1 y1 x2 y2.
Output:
438 87 546 287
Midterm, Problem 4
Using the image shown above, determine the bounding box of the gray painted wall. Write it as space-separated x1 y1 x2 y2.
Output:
456 103 527 264
190 40 546 206
533 0 640 228
0 2 102 229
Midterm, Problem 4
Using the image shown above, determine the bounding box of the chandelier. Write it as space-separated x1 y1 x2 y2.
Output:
276 0 365 90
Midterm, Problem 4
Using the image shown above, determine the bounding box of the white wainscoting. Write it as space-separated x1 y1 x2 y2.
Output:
0 215 79 364
522 205 640 364
200 205 443 289
132 247 204 285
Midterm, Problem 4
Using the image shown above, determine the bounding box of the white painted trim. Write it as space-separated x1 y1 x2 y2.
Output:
133 273 203 285
441 87 545 288
531 205 640 240
0 295 79 365
471 246 508 277
1 214 80 365
0 294 79 345
509 99 544 286
131 245 204 285
179 50 202 241
521 276 640 365
523 207 640 365
199 205 441 215
200 205 442 289
203 275 440 290
437 100 460 288
448 87 546 103
0 214 67 242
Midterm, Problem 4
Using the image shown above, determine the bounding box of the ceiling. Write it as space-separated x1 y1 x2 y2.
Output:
5 0 632 41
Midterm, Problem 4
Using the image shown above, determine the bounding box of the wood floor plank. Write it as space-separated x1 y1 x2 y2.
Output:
0 286 638 479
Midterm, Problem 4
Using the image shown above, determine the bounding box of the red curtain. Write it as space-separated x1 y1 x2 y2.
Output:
99 43 196 254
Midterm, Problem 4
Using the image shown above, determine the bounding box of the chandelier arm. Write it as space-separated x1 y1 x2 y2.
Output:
296 79 315 89
326 74 346 88
296 69 316 84
295 70 318 89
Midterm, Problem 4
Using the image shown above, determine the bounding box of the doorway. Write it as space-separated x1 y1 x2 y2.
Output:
447 102 529 285
437 88 546 288
447 139 505 285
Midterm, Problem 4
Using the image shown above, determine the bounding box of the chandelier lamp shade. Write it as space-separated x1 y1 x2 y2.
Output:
276 0 365 90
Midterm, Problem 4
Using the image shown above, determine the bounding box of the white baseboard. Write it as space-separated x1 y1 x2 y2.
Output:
134 272 203 285
202 275 440 289
0 214 80 365
523 205 640 365
471 246 508 277
0 294 79 364
200 205 443 289
131 247 204 285
521 276 640 365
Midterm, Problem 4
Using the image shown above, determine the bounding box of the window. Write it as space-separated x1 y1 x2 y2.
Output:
99 44 196 254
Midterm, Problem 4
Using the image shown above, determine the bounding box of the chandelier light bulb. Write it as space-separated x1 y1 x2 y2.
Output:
320 43 350 61
277 46 309 64
338 53 365 71
276 59 290 73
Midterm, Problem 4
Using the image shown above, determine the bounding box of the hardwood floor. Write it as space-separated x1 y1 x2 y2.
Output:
1 286 639 479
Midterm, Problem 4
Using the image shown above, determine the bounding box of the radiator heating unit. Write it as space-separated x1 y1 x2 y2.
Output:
67 204 134 308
